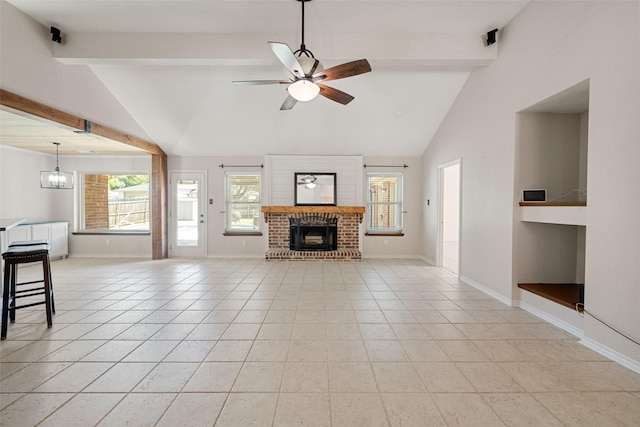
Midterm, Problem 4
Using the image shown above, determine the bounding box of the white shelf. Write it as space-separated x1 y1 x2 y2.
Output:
520 205 586 226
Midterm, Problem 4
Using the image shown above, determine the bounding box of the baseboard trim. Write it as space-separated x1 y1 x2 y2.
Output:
68 254 150 259
420 256 436 266
207 253 265 259
517 300 584 338
517 296 640 374
459 275 513 307
580 336 640 374
362 254 424 260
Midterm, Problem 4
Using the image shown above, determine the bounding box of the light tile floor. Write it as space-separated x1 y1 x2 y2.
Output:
442 241 458 275
1 257 639 426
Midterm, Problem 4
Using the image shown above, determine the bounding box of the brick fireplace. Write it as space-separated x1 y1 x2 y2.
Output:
261 206 365 261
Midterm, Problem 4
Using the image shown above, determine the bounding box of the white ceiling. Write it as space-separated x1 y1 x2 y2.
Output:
3 0 529 157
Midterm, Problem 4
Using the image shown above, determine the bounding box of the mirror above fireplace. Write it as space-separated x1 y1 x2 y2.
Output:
294 173 337 206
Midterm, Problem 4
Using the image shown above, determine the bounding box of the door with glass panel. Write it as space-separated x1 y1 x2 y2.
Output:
169 171 206 257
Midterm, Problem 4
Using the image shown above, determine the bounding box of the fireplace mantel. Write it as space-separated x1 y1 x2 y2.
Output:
261 206 365 223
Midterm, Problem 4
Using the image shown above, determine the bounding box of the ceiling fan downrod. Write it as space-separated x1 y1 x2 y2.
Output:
293 0 314 58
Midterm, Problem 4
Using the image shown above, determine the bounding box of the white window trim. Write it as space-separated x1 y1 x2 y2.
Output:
75 171 151 234
366 172 403 234
224 172 262 234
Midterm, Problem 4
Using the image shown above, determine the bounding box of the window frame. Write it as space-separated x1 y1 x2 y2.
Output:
75 171 151 235
224 172 262 234
365 172 403 235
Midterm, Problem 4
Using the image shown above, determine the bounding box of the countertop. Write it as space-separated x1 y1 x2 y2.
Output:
19 219 69 226
0 218 26 232
0 219 68 231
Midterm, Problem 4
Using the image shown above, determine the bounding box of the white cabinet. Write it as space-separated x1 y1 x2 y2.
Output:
31 223 51 241
6 222 69 259
6 225 30 245
50 222 69 259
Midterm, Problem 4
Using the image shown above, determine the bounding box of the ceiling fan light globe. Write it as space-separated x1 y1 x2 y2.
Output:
288 80 320 102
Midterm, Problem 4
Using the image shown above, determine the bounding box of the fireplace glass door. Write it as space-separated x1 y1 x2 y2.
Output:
289 216 338 251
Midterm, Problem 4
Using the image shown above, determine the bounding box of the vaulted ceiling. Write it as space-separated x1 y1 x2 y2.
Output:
3 0 529 157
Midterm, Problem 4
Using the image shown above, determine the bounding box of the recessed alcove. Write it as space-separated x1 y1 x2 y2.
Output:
517 283 584 311
514 80 589 318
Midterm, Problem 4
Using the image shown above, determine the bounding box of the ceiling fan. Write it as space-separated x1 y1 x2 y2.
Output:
232 0 372 110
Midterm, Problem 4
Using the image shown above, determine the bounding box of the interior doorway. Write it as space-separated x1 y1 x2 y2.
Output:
169 171 207 257
438 160 461 274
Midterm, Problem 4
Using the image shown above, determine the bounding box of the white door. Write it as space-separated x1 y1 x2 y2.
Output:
169 171 207 257
438 160 461 274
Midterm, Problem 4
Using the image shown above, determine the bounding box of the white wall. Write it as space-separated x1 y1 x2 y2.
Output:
266 155 363 206
422 1 640 368
65 155 152 257
168 155 265 257
167 154 424 258
516 112 582 201
362 156 423 258
0 1 150 141
0 147 153 257
0 146 62 220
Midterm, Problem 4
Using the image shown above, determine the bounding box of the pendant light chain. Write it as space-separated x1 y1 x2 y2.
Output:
54 142 61 173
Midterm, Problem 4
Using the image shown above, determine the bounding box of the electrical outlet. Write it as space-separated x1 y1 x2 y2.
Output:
242 240 247 247
383 240 388 246
105 239 110 246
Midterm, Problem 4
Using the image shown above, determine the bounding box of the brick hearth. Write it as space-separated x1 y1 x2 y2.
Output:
261 206 365 261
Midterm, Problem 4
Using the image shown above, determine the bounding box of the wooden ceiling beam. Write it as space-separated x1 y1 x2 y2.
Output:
90 123 164 156
0 89 85 131
0 89 165 157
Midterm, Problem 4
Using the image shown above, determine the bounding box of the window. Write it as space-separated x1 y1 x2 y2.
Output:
78 173 150 232
366 173 403 234
225 173 261 233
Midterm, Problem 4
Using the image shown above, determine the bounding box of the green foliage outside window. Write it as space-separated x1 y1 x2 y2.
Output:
109 175 149 190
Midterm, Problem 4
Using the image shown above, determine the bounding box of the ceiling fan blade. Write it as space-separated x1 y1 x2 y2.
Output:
280 95 298 111
313 59 372 83
269 42 305 79
317 84 355 105
233 80 291 85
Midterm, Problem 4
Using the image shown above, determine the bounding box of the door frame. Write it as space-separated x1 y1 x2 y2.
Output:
169 170 207 258
437 159 462 273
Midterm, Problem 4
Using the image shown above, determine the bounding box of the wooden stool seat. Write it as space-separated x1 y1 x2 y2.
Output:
2 244 55 339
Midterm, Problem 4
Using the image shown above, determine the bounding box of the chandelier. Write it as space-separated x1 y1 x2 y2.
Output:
40 142 74 189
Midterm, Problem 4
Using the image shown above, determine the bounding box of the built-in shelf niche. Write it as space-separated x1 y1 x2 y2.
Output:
514 80 589 313
517 79 589 208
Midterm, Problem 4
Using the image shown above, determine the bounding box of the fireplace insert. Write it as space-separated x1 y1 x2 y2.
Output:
289 215 338 251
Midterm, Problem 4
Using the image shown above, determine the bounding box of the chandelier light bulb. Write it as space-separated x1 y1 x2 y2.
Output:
48 169 67 188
